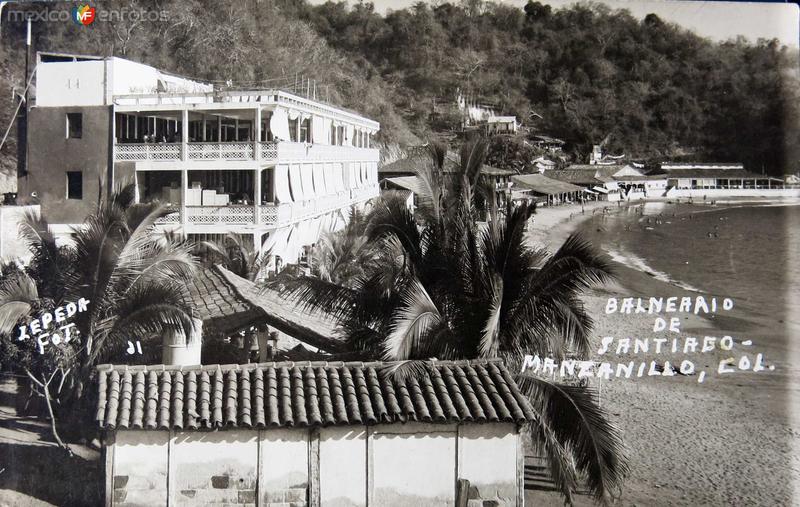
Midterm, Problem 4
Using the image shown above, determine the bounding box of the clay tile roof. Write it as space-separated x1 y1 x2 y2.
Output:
95 359 535 431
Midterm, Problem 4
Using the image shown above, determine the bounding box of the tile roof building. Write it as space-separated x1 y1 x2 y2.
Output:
95 359 534 430
97 359 533 506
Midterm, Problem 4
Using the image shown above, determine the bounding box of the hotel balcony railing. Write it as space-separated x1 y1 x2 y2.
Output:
154 207 182 225
152 185 380 228
187 142 254 161
116 143 182 161
186 205 256 225
115 141 378 163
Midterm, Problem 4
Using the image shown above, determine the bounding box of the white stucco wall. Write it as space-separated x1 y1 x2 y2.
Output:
260 428 309 506
110 58 211 96
666 188 800 198
172 430 258 505
36 60 107 107
110 422 521 507
372 423 457 507
112 430 169 506
320 427 367 507
459 423 518 503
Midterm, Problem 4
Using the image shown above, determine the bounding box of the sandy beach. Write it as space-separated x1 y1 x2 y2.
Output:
525 199 800 506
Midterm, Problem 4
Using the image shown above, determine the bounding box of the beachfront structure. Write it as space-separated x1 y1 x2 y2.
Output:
784 174 800 186
95 359 532 507
510 173 584 206
548 166 623 201
20 53 380 265
553 164 671 200
655 163 783 191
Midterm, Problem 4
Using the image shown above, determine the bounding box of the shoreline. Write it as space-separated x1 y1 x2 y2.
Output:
525 197 799 506
528 195 800 253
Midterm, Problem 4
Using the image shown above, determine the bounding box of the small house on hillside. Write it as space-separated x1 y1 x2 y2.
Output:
532 157 556 173
530 135 565 154
484 116 518 135
96 358 534 507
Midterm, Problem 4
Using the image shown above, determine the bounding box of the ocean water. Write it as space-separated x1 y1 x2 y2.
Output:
576 200 800 361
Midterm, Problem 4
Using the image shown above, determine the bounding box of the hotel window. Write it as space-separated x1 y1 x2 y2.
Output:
289 118 299 142
336 126 345 146
66 171 83 200
299 118 310 143
66 113 82 139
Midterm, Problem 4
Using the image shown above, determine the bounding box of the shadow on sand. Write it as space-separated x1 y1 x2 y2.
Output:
0 441 103 506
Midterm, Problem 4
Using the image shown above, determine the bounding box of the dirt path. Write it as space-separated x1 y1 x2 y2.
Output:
0 375 102 507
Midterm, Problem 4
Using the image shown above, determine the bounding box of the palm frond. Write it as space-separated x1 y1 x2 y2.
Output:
0 273 38 336
517 373 629 504
366 195 424 270
266 274 358 322
529 420 579 504
479 273 503 358
384 279 442 361
378 359 434 383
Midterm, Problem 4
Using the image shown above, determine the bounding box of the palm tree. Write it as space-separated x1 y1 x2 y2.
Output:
274 139 628 504
0 183 198 437
310 206 371 287
197 232 272 281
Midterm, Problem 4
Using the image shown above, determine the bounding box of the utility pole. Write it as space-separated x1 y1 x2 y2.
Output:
17 16 30 179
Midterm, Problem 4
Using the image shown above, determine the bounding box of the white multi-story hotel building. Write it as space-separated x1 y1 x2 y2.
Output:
20 53 380 266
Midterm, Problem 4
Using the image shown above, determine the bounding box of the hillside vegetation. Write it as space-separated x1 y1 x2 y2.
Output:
0 0 797 174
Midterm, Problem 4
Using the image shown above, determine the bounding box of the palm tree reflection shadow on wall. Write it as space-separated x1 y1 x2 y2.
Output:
269 139 629 505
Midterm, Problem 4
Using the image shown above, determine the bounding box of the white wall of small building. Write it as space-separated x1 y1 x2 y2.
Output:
36 60 107 107
108 422 521 507
36 57 212 107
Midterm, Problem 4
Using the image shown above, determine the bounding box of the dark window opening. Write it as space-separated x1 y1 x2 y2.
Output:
66 171 83 200
299 118 310 143
67 113 82 139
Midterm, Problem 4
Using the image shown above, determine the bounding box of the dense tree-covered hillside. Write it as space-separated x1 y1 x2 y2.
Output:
0 0 797 175
290 0 799 174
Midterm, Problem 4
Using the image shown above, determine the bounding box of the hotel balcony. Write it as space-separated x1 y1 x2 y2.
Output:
115 141 379 164
154 185 379 228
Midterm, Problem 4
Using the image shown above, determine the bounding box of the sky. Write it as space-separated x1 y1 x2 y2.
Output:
310 0 800 47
